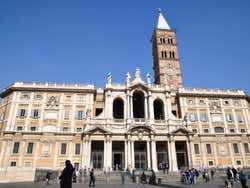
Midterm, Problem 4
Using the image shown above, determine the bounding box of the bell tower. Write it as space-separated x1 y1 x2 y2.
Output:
152 9 182 90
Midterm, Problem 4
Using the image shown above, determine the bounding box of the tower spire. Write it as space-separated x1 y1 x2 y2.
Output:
157 8 171 30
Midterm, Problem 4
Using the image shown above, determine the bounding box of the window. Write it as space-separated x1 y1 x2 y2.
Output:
233 143 239 154
169 51 175 59
62 127 68 132
236 114 243 123
61 143 67 154
34 94 43 100
13 142 20 154
223 100 230 105
194 144 200 154
160 37 166 44
161 51 167 59
30 109 40 119
30 126 37 131
208 161 214 166
27 143 33 154
192 129 197 133
10 161 16 167
203 129 209 133
241 129 246 133
64 110 70 120
230 129 235 133
206 144 212 154
16 126 23 131
66 95 72 100
244 143 250 153
225 114 234 122
200 113 208 122
234 100 240 106
168 38 173 44
75 143 81 155
20 94 30 99
95 108 103 116
75 110 84 120
17 109 27 119
199 99 205 104
236 160 241 165
76 128 82 132
189 113 197 122
77 95 85 101
187 99 194 105
214 127 224 133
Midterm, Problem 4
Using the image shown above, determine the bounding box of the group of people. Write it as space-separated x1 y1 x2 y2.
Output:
140 170 157 185
158 161 169 174
226 167 248 188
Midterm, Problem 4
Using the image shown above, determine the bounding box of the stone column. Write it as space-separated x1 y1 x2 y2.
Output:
105 136 112 170
228 142 234 166
187 138 193 168
124 139 128 169
0 141 6 167
213 142 218 167
127 139 131 169
131 140 135 169
104 139 107 170
151 139 157 171
81 138 87 168
144 96 148 119
130 95 133 118
239 143 246 166
87 139 91 168
201 143 207 168
147 140 151 169
53 142 59 169
68 141 73 162
170 137 178 171
167 141 172 170
148 93 154 119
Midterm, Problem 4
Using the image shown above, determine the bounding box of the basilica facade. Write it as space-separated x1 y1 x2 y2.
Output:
0 10 250 182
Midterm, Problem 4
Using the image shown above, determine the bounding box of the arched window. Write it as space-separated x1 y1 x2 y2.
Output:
113 98 124 119
133 91 145 118
154 99 164 120
214 127 224 133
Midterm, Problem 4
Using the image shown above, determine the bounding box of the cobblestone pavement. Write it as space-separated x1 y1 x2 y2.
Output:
0 181 249 188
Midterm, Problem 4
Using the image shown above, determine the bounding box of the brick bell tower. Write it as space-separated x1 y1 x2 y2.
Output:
152 9 182 90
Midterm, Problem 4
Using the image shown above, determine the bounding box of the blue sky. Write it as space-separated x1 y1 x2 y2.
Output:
0 0 250 94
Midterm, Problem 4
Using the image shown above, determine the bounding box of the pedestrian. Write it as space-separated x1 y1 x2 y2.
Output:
211 168 215 180
72 170 77 183
141 171 147 186
59 160 75 188
232 167 238 181
162 161 166 174
227 167 234 187
46 171 51 185
166 163 169 174
89 168 95 187
149 170 156 185
120 171 125 185
239 170 247 188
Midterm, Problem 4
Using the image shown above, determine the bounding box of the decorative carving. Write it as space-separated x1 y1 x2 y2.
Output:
209 100 222 114
46 96 59 109
146 73 151 85
126 72 131 85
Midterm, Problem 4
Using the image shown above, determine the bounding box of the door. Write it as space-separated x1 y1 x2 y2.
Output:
113 152 123 170
135 151 147 170
91 151 103 169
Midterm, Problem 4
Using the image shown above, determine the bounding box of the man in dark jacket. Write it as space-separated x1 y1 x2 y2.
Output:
59 160 75 188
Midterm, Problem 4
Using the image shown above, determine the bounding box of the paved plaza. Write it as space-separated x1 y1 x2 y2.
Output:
0 180 249 188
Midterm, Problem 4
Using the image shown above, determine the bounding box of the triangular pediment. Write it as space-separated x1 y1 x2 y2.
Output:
84 125 112 134
170 127 193 135
129 83 148 91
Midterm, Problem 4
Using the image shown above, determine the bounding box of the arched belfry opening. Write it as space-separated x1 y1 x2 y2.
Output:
154 99 165 120
113 98 124 119
133 91 145 118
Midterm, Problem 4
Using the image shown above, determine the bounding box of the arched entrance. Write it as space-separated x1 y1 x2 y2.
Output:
133 91 145 118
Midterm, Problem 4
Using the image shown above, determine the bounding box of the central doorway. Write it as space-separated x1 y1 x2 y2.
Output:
112 141 124 170
175 141 188 169
134 141 147 170
91 141 104 169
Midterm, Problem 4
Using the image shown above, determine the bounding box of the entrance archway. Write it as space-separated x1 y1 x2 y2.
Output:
133 91 145 118
175 141 188 169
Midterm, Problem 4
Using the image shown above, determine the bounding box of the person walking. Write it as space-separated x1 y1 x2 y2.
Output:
59 160 75 188
46 171 51 185
120 171 125 185
89 168 95 187
227 167 234 187
239 170 247 188
141 171 147 186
